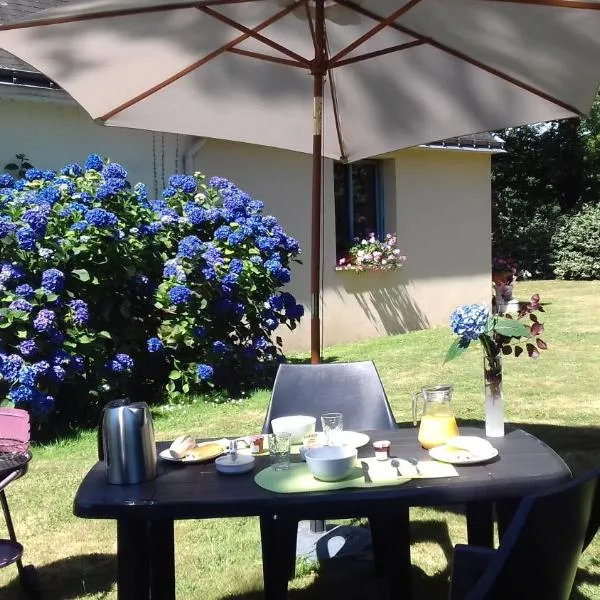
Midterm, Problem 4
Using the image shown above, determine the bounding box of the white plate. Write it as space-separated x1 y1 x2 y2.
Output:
316 431 370 449
429 444 499 465
159 441 226 463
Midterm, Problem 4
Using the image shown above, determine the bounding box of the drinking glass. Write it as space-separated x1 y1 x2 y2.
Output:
321 412 343 446
269 432 292 471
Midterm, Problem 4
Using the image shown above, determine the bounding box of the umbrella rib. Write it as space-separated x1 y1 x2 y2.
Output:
199 5 311 67
477 0 600 9
331 40 426 68
305 1 318 52
228 47 307 68
326 34 347 161
335 0 587 118
99 1 302 121
329 0 424 64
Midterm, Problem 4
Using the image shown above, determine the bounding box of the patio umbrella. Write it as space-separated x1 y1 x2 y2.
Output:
1 0 600 363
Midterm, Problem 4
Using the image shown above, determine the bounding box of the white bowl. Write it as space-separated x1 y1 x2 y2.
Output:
271 415 316 444
305 445 357 482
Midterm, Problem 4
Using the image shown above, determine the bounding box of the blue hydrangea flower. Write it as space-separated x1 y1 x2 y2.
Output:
96 177 127 200
162 259 186 282
33 309 56 332
8 384 35 404
61 163 83 177
147 337 163 353
51 349 71 366
32 360 51 376
221 273 238 286
209 177 231 190
193 325 205 337
16 226 37 250
229 259 244 274
86 208 118 228
168 285 192 306
0 173 14 188
18 340 37 358
201 266 216 281
18 365 37 386
196 363 214 381
287 304 304 319
107 353 134 373
70 221 88 232
8 299 33 313
0 263 24 284
202 244 223 267
184 204 208 225
168 174 197 194
41 268 65 293
214 225 231 241
71 355 85 374
1 354 23 382
177 235 203 260
36 186 61 205
24 168 44 182
84 154 104 171
268 294 285 311
35 394 55 415
102 163 127 179
67 299 89 326
450 303 489 341
0 216 15 239
161 186 177 199
257 236 278 252
51 365 66 382
15 284 34 299
49 330 64 345
212 341 227 355
227 232 245 246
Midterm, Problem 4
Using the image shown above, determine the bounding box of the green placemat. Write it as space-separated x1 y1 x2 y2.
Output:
254 459 411 493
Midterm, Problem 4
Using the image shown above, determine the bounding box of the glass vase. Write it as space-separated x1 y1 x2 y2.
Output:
483 354 504 437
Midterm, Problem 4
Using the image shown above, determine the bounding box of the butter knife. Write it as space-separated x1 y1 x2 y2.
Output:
360 461 372 484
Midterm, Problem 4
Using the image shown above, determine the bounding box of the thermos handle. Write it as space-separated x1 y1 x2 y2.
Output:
412 391 424 426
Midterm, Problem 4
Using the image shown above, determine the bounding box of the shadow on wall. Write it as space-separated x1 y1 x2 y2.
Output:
335 271 428 335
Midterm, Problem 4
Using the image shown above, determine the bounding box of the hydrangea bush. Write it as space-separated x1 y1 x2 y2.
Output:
0 156 303 429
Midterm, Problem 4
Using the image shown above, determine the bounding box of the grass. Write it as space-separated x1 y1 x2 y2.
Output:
0 280 598 599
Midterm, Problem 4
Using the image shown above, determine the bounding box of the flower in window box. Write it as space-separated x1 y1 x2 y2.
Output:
337 233 406 272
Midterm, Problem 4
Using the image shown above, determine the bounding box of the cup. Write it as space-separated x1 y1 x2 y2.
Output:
321 412 343 446
373 440 391 461
269 432 292 471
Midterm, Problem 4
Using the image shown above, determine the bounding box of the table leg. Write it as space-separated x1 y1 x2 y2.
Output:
368 507 411 600
260 515 293 600
117 520 150 600
149 520 175 600
465 502 494 547
495 499 520 541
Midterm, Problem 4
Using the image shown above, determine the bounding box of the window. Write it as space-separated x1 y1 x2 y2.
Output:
334 160 384 257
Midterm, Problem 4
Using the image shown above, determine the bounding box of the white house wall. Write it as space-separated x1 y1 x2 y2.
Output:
0 93 491 354
195 140 492 352
0 92 186 191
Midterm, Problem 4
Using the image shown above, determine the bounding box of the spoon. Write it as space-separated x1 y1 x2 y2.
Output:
390 459 402 477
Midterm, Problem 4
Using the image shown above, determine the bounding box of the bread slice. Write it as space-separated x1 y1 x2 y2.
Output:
182 442 224 461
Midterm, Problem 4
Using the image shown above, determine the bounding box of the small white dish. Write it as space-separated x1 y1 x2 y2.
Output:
319 431 370 449
429 443 498 465
215 454 255 475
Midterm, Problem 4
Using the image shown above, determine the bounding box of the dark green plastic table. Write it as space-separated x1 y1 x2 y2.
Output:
73 427 571 600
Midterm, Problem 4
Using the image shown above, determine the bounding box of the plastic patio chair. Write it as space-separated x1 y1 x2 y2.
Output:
448 466 600 600
261 361 401 583
0 408 39 599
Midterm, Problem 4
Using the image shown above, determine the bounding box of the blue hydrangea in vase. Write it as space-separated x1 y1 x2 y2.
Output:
445 296 547 437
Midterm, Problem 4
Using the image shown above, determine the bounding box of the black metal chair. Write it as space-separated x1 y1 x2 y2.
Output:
260 361 403 594
448 466 600 600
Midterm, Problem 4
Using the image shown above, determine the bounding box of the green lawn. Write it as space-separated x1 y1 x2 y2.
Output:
0 280 598 599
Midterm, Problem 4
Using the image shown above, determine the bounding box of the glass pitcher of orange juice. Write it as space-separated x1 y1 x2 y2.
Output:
412 384 459 449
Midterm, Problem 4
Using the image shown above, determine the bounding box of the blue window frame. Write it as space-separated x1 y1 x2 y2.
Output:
334 160 384 256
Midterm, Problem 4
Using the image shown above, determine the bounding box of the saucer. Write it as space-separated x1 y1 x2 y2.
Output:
215 454 255 475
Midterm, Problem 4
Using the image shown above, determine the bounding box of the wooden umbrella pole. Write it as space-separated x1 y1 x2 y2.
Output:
310 0 327 364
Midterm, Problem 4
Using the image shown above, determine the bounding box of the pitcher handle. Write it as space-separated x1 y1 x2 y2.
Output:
412 391 424 426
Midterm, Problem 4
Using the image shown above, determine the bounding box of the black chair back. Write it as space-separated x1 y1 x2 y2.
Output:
460 467 600 600
262 361 396 434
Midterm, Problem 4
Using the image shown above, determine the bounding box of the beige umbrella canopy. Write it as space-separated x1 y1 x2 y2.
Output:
1 0 600 362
